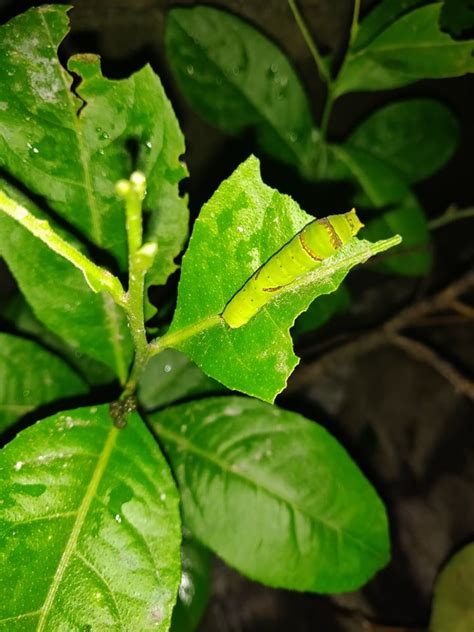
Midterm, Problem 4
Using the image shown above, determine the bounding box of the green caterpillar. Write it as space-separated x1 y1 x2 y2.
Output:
222 208 364 328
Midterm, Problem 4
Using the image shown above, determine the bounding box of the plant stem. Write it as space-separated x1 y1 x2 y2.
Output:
348 0 361 50
116 173 157 399
0 188 126 306
287 0 331 86
428 205 474 230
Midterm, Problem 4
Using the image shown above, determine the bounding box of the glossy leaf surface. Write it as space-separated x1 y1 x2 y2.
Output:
165 5 317 176
347 99 459 184
166 155 399 402
151 396 390 593
138 348 224 412
430 543 474 632
171 537 211 632
0 333 87 435
0 405 181 630
336 4 474 96
0 4 188 285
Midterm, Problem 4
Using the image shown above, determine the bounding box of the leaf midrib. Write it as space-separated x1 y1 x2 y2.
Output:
36 424 119 631
154 421 384 560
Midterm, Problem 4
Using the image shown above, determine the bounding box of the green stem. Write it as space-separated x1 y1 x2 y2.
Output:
0 189 126 306
116 173 157 399
428 206 474 230
348 0 361 50
149 315 221 358
288 0 331 86
320 88 335 139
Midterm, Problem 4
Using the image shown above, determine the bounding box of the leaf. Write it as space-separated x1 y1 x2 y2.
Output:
430 543 474 632
0 4 188 288
165 5 318 176
336 4 474 96
138 348 224 412
347 98 459 184
150 396 390 593
353 0 430 51
2 293 114 386
171 537 211 632
440 0 474 39
330 145 432 275
292 284 351 337
0 333 87 436
165 155 400 402
0 404 181 630
0 181 133 383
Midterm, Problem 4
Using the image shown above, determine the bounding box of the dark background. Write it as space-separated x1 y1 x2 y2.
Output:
0 1 473 630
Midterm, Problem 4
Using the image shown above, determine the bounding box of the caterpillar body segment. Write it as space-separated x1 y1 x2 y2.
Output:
222 209 363 329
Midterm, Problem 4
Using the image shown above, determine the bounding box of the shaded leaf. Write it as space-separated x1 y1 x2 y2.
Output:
347 98 459 184
165 156 399 402
0 181 133 383
165 5 318 176
171 536 211 632
293 284 351 337
440 0 474 38
336 4 474 96
0 404 181 630
430 543 474 632
138 348 224 412
2 293 114 386
151 396 390 593
0 4 187 289
0 332 87 435
330 145 432 275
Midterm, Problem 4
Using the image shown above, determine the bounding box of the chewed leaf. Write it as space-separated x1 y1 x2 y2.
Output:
164 156 399 402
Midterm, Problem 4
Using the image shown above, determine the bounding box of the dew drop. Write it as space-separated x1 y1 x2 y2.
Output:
115 514 122 523
14 461 24 471
180 424 187 433
160 492 167 502
145 141 152 149
186 64 194 75
163 364 172 373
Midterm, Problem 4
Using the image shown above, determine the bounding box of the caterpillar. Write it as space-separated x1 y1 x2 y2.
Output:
221 208 363 329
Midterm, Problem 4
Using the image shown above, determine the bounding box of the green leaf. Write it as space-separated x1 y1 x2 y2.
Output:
138 348 224 412
440 0 474 39
2 293 114 386
150 396 390 593
164 156 400 402
353 0 430 51
165 5 317 176
0 4 187 287
336 4 474 96
0 181 133 383
0 404 181 630
330 145 432 275
293 284 351 336
171 537 211 632
347 99 459 184
430 543 474 632
0 333 87 435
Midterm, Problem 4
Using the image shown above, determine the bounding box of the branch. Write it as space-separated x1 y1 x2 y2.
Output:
428 205 474 230
288 270 474 400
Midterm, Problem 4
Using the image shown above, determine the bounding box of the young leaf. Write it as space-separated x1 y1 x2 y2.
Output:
2 294 114 386
138 349 224 412
150 396 390 593
165 5 317 176
0 333 87 435
347 99 459 184
0 405 181 630
171 536 211 632
330 145 432 275
430 543 474 632
159 155 399 403
0 182 133 383
0 4 188 289
336 4 474 96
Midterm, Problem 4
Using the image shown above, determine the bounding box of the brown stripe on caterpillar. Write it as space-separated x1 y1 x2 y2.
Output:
299 231 323 261
318 217 342 249
262 282 289 292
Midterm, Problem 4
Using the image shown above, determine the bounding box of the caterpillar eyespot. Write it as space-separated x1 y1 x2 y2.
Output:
221 208 364 329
